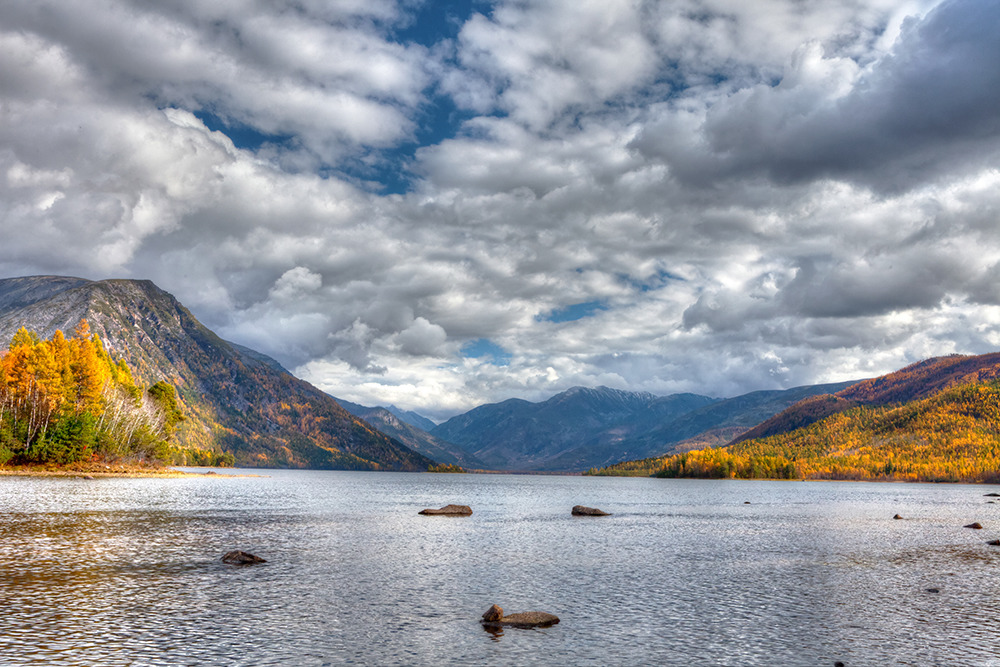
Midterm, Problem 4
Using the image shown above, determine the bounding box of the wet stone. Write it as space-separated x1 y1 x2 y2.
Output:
222 550 267 565
572 505 610 516
418 504 472 516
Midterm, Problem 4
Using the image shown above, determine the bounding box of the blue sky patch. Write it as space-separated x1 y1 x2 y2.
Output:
392 0 482 47
461 338 511 365
194 110 294 152
621 270 685 293
540 300 608 323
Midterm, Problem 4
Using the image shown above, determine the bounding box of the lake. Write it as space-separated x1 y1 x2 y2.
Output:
1 470 999 666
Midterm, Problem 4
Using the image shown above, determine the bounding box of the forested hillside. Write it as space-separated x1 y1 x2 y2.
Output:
0 322 184 466
733 354 1000 445
595 380 1000 483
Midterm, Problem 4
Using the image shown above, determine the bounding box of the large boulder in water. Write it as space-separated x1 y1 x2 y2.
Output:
222 550 266 565
480 604 560 628
572 505 610 516
418 504 472 516
496 611 560 628
481 604 559 628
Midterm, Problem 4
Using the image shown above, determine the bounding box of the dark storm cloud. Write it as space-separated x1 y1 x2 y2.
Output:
635 0 1000 191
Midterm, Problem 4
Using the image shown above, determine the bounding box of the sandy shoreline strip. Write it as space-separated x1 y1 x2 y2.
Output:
0 465 258 478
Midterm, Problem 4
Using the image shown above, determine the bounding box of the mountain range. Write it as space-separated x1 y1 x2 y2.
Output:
426 381 856 471
8 274 995 478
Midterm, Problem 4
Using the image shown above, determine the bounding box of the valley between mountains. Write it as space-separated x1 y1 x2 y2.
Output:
3 275 1000 482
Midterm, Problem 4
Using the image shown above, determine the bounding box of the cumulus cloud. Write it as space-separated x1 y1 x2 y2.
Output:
3 0 1000 419
634 0 1000 190
0 0 429 167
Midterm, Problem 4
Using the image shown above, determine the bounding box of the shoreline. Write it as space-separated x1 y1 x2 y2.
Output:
0 463 251 479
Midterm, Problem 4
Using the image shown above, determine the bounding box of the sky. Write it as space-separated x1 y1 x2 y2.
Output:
2 0 1000 421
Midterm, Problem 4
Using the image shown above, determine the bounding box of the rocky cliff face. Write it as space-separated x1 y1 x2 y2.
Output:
0 276 433 471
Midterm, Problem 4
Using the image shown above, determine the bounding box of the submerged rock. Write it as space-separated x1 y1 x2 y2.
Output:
572 505 610 516
964 522 984 529
418 504 472 516
481 604 559 628
222 550 267 565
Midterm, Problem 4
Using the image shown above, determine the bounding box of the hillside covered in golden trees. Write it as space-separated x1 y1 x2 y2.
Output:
0 321 186 467
592 379 1000 483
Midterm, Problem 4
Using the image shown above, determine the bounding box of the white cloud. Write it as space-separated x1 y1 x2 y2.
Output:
6 0 1000 421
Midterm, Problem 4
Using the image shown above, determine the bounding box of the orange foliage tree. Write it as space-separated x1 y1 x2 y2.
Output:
0 321 181 465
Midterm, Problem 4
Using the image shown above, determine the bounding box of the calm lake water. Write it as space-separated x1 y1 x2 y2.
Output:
1 470 1000 666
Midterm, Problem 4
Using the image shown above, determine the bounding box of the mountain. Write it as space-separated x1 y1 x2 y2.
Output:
431 386 717 471
732 353 1000 445
623 381 859 454
335 399 486 468
384 405 437 432
654 377 1000 484
594 351 1000 480
0 276 433 471
429 381 860 472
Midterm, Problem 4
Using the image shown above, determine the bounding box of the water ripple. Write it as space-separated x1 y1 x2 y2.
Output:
2 473 1000 665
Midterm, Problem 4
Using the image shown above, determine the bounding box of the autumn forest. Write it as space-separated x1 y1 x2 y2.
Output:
591 379 1000 483
0 321 203 468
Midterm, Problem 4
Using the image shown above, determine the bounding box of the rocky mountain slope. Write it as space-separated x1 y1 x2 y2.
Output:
0 276 433 471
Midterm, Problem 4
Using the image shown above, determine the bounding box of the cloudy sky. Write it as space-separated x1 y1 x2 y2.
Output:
2 0 999 420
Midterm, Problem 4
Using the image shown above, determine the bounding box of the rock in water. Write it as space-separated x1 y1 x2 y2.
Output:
964 522 984 529
481 604 560 628
893 514 903 520
482 604 504 622
987 540 1000 546
491 612 560 628
418 504 473 516
222 550 267 565
572 505 610 516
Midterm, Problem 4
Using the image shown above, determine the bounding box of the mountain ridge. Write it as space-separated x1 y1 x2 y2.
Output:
732 353 1000 445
